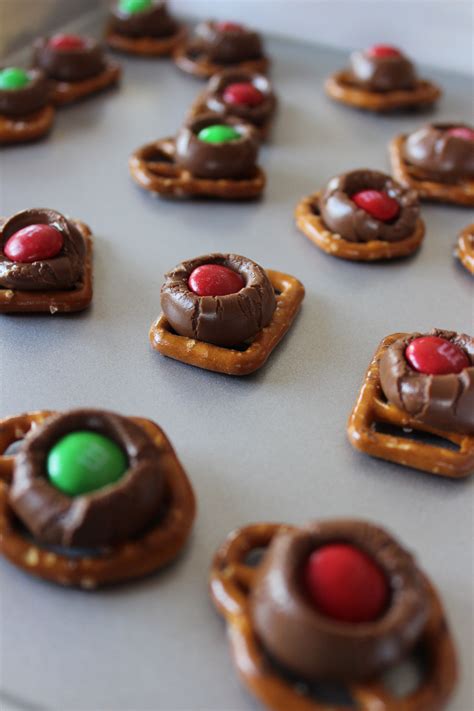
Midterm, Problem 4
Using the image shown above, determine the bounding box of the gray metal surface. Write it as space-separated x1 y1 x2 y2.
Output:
0 15 473 711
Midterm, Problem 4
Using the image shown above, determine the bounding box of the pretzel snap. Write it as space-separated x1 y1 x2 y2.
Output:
295 192 424 261
347 333 474 478
324 71 441 113
129 137 265 200
150 269 304 375
210 523 457 711
390 135 474 206
0 411 196 588
455 224 474 274
0 219 93 314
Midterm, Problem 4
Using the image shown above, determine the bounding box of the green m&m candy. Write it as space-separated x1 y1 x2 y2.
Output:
0 67 30 91
197 124 241 144
47 431 128 496
119 0 152 13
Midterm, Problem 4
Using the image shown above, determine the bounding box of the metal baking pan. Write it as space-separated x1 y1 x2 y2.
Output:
1 8 472 711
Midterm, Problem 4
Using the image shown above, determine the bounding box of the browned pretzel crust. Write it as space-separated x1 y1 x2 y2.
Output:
324 71 441 113
0 219 93 314
455 224 474 274
295 192 425 261
347 333 474 478
106 25 187 57
173 44 269 80
51 63 121 106
0 411 196 588
186 94 272 142
129 137 265 199
150 270 304 375
210 523 457 711
390 135 474 206
0 105 55 145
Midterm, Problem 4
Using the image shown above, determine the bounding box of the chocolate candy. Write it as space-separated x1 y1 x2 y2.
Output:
380 330 474 434
367 44 401 58
250 520 429 681
48 34 86 50
188 264 244 296
193 20 264 64
0 208 85 291
0 67 30 90
319 169 419 243
197 123 241 144
10 409 166 548
303 543 389 623
161 253 276 347
405 335 470 375
120 0 152 12
176 114 259 180
47 431 127 496
403 123 474 181
352 189 400 222
4 224 63 263
223 82 264 107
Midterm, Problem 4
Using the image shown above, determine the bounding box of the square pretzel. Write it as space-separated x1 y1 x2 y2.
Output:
149 270 304 375
347 333 474 478
0 220 93 314
129 137 265 200
390 135 474 207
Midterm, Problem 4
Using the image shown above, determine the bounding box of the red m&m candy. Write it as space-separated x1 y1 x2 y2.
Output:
367 44 402 58
445 127 474 142
405 336 469 375
4 224 64 263
352 190 400 222
303 543 389 624
188 264 244 296
223 82 264 107
216 21 245 33
48 34 86 51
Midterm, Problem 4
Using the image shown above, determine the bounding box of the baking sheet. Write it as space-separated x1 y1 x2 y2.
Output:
0 11 473 711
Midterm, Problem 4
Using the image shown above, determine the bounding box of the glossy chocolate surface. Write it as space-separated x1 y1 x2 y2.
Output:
0 209 85 291
203 69 275 127
160 253 276 347
0 68 50 117
175 113 259 180
250 519 429 681
348 49 417 92
109 1 178 38
380 329 474 433
403 124 474 181
33 37 106 82
319 169 419 243
9 409 166 548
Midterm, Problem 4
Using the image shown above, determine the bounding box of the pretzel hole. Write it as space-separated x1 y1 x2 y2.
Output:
268 654 355 707
244 547 266 567
311 201 320 216
3 439 25 456
145 148 174 165
380 643 427 698
374 421 460 452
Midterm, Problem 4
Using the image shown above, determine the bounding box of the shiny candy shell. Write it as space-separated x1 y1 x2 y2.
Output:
223 82 264 107
405 336 470 375
119 0 152 14
366 44 402 58
47 431 128 496
445 126 474 142
197 124 241 144
303 543 390 624
352 190 400 222
0 67 30 91
48 34 87 51
4 224 64 264
188 264 245 296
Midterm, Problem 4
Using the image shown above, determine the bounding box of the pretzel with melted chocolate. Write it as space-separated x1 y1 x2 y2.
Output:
0 410 196 588
325 72 440 112
0 210 93 313
295 188 424 262
347 333 474 478
210 522 457 711
390 134 474 207
0 68 55 145
106 1 186 57
455 224 474 274
150 267 304 375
